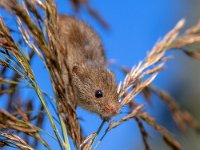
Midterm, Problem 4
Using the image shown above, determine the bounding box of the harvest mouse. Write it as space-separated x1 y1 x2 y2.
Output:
58 15 120 119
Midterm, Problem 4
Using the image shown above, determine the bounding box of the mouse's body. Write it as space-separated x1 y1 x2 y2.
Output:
58 15 120 119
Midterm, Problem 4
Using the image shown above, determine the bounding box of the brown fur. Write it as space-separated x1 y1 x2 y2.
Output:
58 15 120 119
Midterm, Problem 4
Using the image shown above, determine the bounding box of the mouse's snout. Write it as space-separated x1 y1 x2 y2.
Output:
110 104 120 115
101 102 120 118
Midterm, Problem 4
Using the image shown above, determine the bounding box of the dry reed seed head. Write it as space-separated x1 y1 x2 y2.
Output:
107 105 143 131
0 131 34 150
119 20 186 106
139 112 182 150
80 133 96 148
72 63 120 119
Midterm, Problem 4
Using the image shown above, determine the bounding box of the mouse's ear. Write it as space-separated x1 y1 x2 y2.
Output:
107 69 115 79
72 64 81 74
72 64 85 76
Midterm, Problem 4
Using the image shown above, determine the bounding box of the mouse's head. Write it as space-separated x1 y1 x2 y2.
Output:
72 63 120 120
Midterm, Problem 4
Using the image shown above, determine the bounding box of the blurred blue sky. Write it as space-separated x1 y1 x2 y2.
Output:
1 0 199 150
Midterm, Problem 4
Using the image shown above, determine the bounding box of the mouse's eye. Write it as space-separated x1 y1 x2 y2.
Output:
95 90 103 98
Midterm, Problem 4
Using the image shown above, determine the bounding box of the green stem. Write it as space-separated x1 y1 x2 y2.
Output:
34 85 65 150
93 132 106 150
58 113 71 150
89 120 106 150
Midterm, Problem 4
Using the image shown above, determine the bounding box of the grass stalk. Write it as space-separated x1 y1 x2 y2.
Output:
58 113 71 150
33 84 66 150
89 120 106 150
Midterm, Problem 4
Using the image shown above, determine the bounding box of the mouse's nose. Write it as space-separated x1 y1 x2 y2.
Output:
108 104 120 116
101 102 120 119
